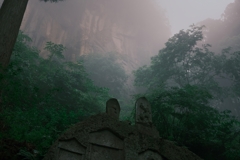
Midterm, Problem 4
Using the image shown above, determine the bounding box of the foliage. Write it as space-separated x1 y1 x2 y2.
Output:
134 25 240 160
80 52 128 99
146 86 240 160
135 25 229 98
224 50 240 97
0 31 109 158
44 41 65 60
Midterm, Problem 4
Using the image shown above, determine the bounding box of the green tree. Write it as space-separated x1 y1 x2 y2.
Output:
0 31 109 158
224 50 240 97
146 85 240 160
133 25 240 159
80 52 128 99
134 25 229 99
197 0 240 116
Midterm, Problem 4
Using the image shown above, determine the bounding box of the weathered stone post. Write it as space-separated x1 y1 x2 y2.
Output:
135 97 159 138
106 98 120 120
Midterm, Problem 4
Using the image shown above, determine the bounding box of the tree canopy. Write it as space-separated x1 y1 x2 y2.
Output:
133 25 240 160
0 31 109 159
80 52 128 99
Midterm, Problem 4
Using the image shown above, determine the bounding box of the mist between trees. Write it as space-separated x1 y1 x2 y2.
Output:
0 0 240 159
0 24 239 160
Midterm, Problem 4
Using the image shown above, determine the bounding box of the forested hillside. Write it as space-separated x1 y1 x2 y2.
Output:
134 25 240 160
198 0 240 117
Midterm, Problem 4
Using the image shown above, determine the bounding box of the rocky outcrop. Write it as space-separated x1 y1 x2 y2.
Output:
20 0 170 66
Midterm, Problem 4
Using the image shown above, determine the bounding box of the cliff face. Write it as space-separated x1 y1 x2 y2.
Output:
20 0 170 66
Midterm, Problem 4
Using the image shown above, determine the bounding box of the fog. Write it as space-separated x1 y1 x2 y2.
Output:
0 0 235 35
1 0 240 159
157 0 235 34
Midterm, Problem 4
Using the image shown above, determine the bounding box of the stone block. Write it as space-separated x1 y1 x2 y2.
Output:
58 139 86 160
89 129 124 149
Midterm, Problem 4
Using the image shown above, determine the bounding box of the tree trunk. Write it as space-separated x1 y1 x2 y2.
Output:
0 0 28 109
0 0 29 69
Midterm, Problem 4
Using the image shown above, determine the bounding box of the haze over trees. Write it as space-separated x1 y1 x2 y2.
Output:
0 0 64 111
134 25 240 160
197 0 240 116
80 52 128 99
0 31 110 159
199 0 240 52
0 0 240 160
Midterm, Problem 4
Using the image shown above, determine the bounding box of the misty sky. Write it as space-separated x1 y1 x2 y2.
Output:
0 0 234 36
157 0 235 35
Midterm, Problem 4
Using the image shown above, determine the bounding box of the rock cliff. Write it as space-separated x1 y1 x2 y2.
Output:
20 0 170 67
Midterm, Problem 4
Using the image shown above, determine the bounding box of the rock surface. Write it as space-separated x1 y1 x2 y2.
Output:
20 0 170 65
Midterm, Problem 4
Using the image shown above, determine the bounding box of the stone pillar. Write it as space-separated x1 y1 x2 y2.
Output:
135 97 159 138
106 98 120 120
